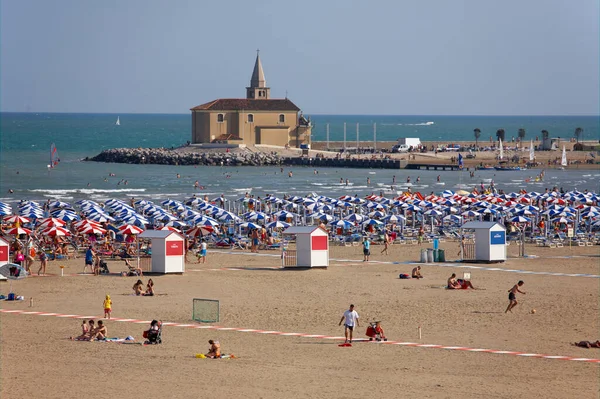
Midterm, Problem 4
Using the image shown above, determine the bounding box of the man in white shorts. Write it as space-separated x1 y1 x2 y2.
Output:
338 304 360 344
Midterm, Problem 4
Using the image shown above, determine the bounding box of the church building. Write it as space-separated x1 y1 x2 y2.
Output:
190 52 312 147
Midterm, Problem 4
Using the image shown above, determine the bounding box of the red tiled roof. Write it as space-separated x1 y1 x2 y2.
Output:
191 98 300 112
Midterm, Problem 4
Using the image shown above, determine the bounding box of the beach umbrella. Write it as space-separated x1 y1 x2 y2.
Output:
48 200 72 209
38 217 67 228
344 214 364 222
265 221 291 229
240 222 261 229
461 210 481 217
50 210 79 222
309 213 333 222
331 220 354 229
3 215 30 225
5 227 33 235
79 225 107 235
382 214 405 223
118 224 144 235
424 209 443 217
510 216 531 223
41 226 71 237
362 219 384 226
120 215 149 226
186 226 213 237
85 212 115 223
199 219 220 227
368 211 386 218
166 220 188 228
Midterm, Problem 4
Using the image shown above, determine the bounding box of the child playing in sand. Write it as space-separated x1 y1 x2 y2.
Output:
505 281 526 313
103 294 112 319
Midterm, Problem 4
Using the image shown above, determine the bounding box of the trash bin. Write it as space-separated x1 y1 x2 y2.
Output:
420 249 427 263
433 249 439 262
426 248 434 263
438 249 446 262
433 239 439 250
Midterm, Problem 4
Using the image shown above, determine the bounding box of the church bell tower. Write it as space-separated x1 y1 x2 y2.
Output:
246 50 271 100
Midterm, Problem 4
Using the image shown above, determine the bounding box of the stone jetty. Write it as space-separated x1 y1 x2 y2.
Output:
87 148 284 166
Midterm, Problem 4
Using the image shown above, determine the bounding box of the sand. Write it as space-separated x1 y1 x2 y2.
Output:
1 242 599 399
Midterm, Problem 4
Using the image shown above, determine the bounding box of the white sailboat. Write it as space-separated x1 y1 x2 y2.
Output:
529 140 535 161
116 116 120 126
561 145 567 167
499 139 504 160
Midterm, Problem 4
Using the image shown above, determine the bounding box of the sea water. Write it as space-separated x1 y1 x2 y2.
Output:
0 113 598 205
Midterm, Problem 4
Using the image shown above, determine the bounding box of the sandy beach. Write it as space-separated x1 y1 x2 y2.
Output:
1 242 598 399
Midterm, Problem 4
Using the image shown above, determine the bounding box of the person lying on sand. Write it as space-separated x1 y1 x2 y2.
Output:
447 273 477 289
412 266 423 279
573 341 600 348
133 280 144 296
206 340 221 358
143 279 154 296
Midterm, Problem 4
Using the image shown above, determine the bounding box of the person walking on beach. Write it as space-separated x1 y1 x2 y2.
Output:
505 281 526 313
84 246 95 274
338 304 360 344
362 236 371 262
381 230 390 255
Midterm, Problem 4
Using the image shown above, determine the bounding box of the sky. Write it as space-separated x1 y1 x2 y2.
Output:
1 0 598 115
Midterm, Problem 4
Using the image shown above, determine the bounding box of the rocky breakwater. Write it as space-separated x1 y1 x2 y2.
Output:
88 148 284 166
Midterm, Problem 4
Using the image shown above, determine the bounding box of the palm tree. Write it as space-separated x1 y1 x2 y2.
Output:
518 128 526 141
496 129 505 142
474 128 481 147
541 130 549 140
574 127 583 143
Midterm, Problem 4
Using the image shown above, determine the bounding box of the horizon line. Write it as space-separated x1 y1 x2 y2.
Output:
1 111 599 118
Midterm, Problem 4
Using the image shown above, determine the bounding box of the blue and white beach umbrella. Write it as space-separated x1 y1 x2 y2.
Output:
265 221 290 229
510 216 531 223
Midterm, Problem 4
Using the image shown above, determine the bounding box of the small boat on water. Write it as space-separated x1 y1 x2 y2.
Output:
476 166 495 171
116 116 120 126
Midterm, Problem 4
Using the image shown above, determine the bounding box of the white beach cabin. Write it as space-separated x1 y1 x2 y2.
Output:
461 221 506 263
282 226 329 268
0 237 9 281
138 230 185 274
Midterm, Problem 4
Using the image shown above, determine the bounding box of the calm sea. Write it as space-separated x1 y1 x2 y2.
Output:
0 113 598 205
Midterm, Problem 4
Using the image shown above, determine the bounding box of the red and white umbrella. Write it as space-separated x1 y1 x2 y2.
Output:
79 225 107 235
38 217 67 229
118 224 144 235
41 226 71 237
5 227 32 235
73 219 103 230
186 226 213 237
3 215 30 224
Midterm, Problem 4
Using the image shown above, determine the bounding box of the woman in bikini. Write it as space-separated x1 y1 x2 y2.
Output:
70 320 90 340
144 279 154 296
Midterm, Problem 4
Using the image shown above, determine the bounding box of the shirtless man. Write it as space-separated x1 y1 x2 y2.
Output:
206 340 221 358
89 320 107 341
505 281 526 313
412 266 423 279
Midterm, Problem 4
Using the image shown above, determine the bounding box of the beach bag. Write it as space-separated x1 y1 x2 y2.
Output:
143 330 149 338
16 253 25 262
399 274 411 279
